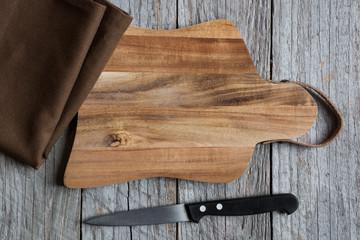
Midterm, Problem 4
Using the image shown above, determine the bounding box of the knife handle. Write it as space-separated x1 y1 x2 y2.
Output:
186 194 298 223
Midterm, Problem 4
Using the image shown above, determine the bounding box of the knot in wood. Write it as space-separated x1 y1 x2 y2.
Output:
105 133 129 147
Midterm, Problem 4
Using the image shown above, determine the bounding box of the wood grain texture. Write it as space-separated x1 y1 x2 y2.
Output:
0 130 81 240
177 1 273 239
64 19 317 188
81 1 178 240
105 20 258 74
1 1 357 240
65 72 316 188
272 1 360 240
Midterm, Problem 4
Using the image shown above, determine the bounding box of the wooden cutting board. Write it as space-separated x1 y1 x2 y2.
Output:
64 20 318 188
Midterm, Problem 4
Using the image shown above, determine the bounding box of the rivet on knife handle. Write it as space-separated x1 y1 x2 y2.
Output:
186 194 299 223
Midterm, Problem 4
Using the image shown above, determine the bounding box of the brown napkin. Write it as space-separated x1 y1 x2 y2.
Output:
0 0 132 169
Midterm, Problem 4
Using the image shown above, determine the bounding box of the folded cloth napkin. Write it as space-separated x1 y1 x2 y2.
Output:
0 0 132 169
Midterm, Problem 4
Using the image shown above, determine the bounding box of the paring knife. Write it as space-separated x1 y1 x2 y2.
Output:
85 194 298 226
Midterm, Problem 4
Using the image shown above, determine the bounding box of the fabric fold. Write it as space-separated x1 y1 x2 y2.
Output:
0 0 132 168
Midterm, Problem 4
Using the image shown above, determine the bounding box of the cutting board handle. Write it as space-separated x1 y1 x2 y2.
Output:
262 80 343 148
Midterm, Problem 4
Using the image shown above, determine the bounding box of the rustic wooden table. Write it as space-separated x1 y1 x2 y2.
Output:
1 0 359 239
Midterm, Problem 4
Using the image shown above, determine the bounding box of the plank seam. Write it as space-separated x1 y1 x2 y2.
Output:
270 0 274 239
80 189 83 240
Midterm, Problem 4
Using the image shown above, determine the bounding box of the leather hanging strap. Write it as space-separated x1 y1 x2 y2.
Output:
262 80 343 148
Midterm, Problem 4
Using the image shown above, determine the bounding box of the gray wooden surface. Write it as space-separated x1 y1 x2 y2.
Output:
0 0 358 239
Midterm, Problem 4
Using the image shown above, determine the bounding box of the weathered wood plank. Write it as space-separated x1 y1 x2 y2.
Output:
177 0 272 239
122 2 178 238
81 1 178 239
128 179 177 239
0 130 81 240
272 0 360 239
81 183 130 240
45 131 82 240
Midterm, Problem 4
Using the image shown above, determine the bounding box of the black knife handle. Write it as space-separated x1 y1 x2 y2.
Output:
185 194 298 223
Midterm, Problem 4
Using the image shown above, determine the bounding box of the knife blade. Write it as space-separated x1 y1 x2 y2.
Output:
84 194 298 226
